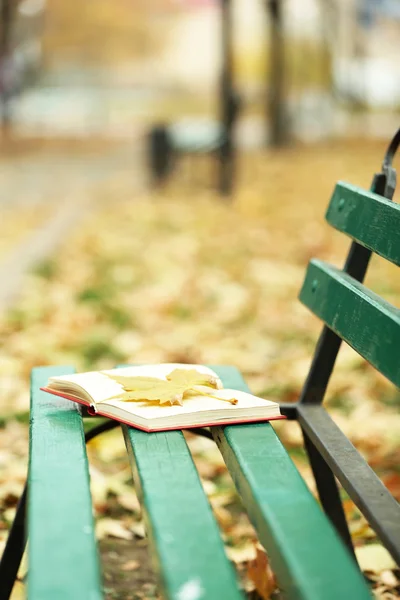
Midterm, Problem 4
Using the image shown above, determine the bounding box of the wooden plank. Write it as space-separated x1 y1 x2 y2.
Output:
121 366 243 599
210 366 371 600
29 367 103 600
326 181 400 266
299 259 400 387
298 404 400 564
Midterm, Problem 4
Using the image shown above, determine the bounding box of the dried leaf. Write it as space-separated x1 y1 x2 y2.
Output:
380 570 398 587
105 375 185 405
356 544 396 573
167 368 222 390
105 374 168 391
226 543 256 565
2 143 400 595
17 547 28 582
247 543 276 600
104 369 235 405
202 479 217 496
349 519 376 541
117 491 141 513
96 518 132 541
121 559 140 571
209 491 235 508
10 581 25 600
189 386 238 405
373 584 399 600
212 505 233 528
228 520 256 542
131 521 146 539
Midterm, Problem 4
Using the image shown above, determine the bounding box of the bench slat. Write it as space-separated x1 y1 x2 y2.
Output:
210 366 371 600
300 259 400 387
298 404 400 564
121 372 244 600
29 366 103 600
326 182 400 266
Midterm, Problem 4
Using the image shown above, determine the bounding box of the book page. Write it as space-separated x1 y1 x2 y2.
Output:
48 364 222 404
103 388 277 421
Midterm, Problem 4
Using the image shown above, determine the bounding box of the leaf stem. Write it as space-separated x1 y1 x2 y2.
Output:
189 387 238 405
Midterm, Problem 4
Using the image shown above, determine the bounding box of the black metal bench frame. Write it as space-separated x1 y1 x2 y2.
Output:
280 128 400 564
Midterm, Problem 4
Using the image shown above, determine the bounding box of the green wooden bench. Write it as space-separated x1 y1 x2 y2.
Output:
148 110 238 195
2 130 400 599
148 120 226 188
1 366 369 600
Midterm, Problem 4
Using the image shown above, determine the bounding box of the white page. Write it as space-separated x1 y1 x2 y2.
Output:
48 364 221 403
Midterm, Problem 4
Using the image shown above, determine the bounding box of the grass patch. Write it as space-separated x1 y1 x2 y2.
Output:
33 259 58 280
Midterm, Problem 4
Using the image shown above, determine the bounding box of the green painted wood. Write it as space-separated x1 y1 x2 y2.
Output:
210 366 371 600
120 368 243 600
300 259 400 387
326 182 400 266
29 366 103 600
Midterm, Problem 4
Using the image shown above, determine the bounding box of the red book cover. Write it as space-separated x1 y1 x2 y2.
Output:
41 386 286 433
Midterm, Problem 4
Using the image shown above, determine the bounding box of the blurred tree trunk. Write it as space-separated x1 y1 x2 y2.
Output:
0 0 13 133
267 0 287 146
219 0 235 197
320 0 338 98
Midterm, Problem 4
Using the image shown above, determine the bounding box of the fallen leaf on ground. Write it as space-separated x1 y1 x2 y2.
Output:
201 479 217 496
209 491 235 508
356 544 396 573
17 547 28 582
226 543 256 565
96 518 132 541
117 490 141 513
380 570 398 587
212 505 232 528
373 584 399 600
10 581 25 600
350 519 376 541
247 543 277 600
121 560 140 571
131 521 146 539
1 142 399 597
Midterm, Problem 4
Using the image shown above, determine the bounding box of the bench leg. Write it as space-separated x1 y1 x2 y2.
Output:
84 419 213 442
0 484 27 600
303 432 357 562
0 423 118 600
84 419 120 442
0 420 213 600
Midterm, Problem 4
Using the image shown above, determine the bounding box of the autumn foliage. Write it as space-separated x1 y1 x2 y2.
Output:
42 0 177 66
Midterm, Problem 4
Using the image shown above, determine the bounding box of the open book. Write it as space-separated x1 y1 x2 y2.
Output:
42 364 284 432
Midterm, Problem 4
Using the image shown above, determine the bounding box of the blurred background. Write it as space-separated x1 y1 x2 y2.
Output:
0 1 399 599
1 0 400 141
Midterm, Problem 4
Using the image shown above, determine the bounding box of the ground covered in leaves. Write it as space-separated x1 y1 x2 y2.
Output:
0 140 399 599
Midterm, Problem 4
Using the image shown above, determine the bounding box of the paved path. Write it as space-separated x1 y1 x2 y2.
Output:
0 141 146 311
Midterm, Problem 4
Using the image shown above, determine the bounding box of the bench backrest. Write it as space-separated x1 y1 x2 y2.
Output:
290 129 400 568
301 181 400 388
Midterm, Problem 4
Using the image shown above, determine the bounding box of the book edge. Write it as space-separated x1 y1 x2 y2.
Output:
41 387 286 432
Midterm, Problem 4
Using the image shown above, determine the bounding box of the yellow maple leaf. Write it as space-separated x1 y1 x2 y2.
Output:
113 384 186 406
106 375 167 391
104 375 186 405
166 368 222 390
103 369 236 406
